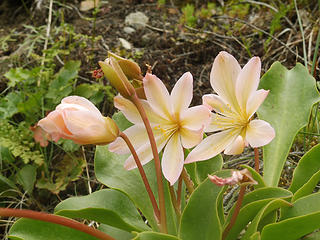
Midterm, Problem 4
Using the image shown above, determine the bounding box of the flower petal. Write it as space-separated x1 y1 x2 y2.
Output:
246 89 269 119
210 51 241 112
205 113 235 132
62 109 106 138
236 57 261 111
60 96 102 116
144 73 171 119
202 94 235 118
245 119 275 148
114 95 142 124
109 125 148 155
185 129 240 164
171 72 193 114
124 131 168 170
162 133 184 185
180 126 204 148
38 111 72 137
180 105 211 130
224 135 245 155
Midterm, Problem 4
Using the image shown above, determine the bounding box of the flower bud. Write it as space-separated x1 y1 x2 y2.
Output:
37 96 119 145
99 52 144 98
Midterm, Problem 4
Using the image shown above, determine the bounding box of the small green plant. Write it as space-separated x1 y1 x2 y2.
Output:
181 4 197 27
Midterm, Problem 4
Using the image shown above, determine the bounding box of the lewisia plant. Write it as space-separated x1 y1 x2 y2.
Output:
186 51 275 164
5 50 319 240
109 72 211 185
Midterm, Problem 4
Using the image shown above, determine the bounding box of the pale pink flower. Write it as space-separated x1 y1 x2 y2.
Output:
185 51 275 164
38 96 119 145
209 169 257 186
30 125 51 147
109 72 211 185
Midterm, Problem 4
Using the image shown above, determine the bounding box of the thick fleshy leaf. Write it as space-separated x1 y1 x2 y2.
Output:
261 192 320 240
8 218 97 240
224 187 292 240
289 144 320 194
241 199 291 240
133 232 180 240
95 145 177 234
240 165 266 189
171 72 193 114
54 189 149 232
179 170 231 240
98 224 133 240
257 62 320 186
184 153 223 187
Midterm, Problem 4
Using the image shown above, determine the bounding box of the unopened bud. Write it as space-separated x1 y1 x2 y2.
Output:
208 169 257 187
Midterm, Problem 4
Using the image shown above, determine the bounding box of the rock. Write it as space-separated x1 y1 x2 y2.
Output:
80 0 100 11
125 12 149 29
123 26 136 34
119 38 132 50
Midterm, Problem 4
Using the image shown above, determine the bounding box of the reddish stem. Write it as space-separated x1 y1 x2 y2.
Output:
254 148 259 173
130 93 167 233
222 185 246 240
120 132 160 221
0 208 115 240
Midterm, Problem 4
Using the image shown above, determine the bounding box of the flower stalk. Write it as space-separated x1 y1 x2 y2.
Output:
119 131 160 221
222 185 246 240
0 208 115 240
130 93 167 233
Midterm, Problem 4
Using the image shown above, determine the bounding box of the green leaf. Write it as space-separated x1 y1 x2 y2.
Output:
36 154 84 194
240 165 266 189
259 192 320 240
133 232 180 240
98 224 133 240
4 67 39 87
281 192 320 220
8 218 97 240
179 170 230 240
94 146 177 234
185 154 223 187
258 62 320 186
289 144 320 194
302 231 320 240
16 165 37 193
55 189 149 232
224 187 292 240
261 213 320 240
46 61 81 104
0 92 23 119
112 112 133 131
241 199 291 240
250 232 261 240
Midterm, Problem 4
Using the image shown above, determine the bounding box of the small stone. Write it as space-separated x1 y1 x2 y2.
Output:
80 0 99 11
125 12 149 29
123 26 136 34
119 38 132 50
